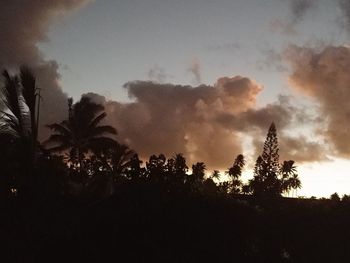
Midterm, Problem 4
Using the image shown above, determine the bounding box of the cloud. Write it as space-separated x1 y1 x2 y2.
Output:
0 0 91 140
148 66 171 83
216 95 293 132
286 44 350 158
289 0 316 23
86 76 324 169
257 48 288 72
187 58 202 84
86 77 261 169
269 19 297 36
337 0 350 34
338 0 350 34
252 133 327 164
279 135 328 163
217 94 326 163
271 0 317 35
207 42 242 53
279 0 350 35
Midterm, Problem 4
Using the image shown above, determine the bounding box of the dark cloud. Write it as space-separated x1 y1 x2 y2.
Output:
257 48 288 72
338 0 350 33
207 43 242 53
278 0 350 35
271 0 317 35
286 44 350 158
0 0 90 140
148 66 170 83
289 0 316 24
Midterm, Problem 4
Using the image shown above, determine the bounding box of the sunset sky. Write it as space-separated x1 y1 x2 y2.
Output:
2 0 350 197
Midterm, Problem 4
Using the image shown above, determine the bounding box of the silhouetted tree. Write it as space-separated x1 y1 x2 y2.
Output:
241 184 251 195
226 154 245 194
187 162 206 192
330 192 340 202
191 162 206 181
248 123 301 198
94 143 135 176
46 96 117 172
0 67 40 194
145 154 168 186
20 67 39 160
124 154 145 181
166 153 188 188
280 160 301 196
342 194 350 202
249 123 281 197
210 170 221 181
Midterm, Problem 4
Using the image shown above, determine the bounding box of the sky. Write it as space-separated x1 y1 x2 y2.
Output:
2 0 350 197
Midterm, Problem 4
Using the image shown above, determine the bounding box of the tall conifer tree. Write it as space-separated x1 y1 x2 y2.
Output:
250 122 281 196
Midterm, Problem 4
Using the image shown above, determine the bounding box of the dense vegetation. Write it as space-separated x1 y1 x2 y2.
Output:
0 68 349 262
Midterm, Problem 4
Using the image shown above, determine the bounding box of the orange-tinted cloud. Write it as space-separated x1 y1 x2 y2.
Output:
118 77 261 169
85 76 325 169
286 44 350 157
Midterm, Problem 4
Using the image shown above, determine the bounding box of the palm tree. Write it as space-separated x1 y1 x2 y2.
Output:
0 67 40 193
20 67 39 160
226 154 245 194
109 144 135 176
166 154 188 184
210 170 221 181
280 160 300 196
45 96 118 171
0 67 38 137
189 162 206 192
1 70 25 137
191 162 206 182
288 174 301 197
82 143 135 197
94 143 135 177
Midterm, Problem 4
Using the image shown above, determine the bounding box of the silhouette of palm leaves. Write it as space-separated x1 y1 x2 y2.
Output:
46 97 117 164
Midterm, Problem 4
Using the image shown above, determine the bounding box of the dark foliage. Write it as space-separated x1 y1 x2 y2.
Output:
249 123 301 197
2 187 350 262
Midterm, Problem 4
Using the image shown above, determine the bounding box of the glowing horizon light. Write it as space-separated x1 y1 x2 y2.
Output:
296 158 350 198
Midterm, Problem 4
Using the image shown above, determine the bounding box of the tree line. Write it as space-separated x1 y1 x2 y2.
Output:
0 67 301 199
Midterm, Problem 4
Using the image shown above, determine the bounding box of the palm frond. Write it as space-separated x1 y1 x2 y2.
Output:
89 112 107 128
46 123 72 137
74 97 104 125
0 124 19 138
1 70 23 134
46 144 72 153
20 66 37 134
88 125 117 137
117 150 135 170
88 136 118 152
0 111 20 135
45 134 72 145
